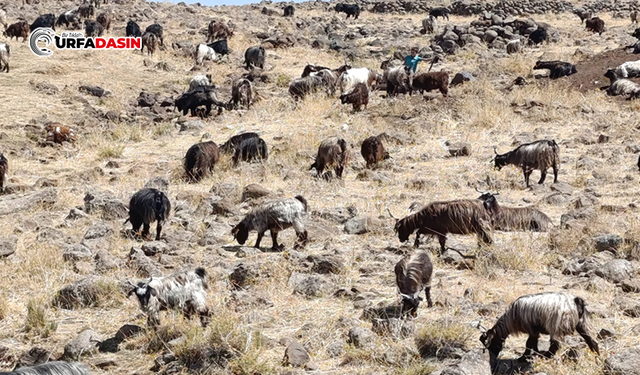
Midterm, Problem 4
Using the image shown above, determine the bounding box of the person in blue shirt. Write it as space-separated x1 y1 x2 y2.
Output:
404 47 423 73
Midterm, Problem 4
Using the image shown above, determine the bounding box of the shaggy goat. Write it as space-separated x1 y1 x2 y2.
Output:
0 153 7 193
361 135 390 168
128 267 210 327
145 23 164 46
207 20 233 42
421 16 437 34
45 123 75 144
232 196 308 250
84 20 104 38
429 7 450 20
126 20 141 37
244 46 265 69
613 59 640 78
56 10 80 29
480 292 599 361
383 66 410 96
184 141 220 182
209 39 229 58
195 44 217 65
338 67 379 94
301 63 351 78
391 199 492 252
478 192 551 232
335 3 360 19
340 82 368 111
96 12 112 31
309 137 350 179
30 14 56 31
230 78 254 109
585 17 605 34
605 69 640 97
4 21 30 42
232 137 268 165
284 5 295 17
0 44 9 73
220 132 260 154
141 32 158 55
1 361 91 375
533 60 577 79
189 74 213 92
126 188 171 241
175 87 226 117
528 27 548 45
506 39 523 54
574 9 592 24
411 71 449 96
493 140 560 187
289 75 330 100
395 252 433 318
78 3 94 20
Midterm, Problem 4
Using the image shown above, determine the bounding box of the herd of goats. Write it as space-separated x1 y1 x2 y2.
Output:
2 0 638 374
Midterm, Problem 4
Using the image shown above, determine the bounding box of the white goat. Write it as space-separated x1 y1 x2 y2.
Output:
195 44 217 65
605 69 640 97
189 74 213 92
338 67 378 94
506 39 522 54
614 59 640 78
6 361 91 375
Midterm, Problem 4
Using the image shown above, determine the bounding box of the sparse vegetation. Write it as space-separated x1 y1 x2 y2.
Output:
24 299 57 338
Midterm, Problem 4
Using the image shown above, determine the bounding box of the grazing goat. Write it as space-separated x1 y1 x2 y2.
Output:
195 44 217 65
361 135 390 168
429 7 450 21
3 361 91 375
209 39 229 58
0 44 9 73
395 252 433 318
232 196 308 250
141 32 157 55
0 153 7 193
126 188 170 241
480 292 599 362
632 11 639 23
189 74 213 92
533 60 577 79
338 67 379 94
604 69 640 97
310 137 350 179
56 10 80 29
411 71 449 96
335 3 360 19
613 59 640 78
128 268 210 327
244 46 265 69
383 66 410 97
585 17 605 34
421 16 437 34
145 24 164 46
78 4 94 20
493 140 560 187
289 75 330 100
4 21 30 42
220 132 259 154
390 199 492 252
284 5 295 17
184 141 220 182
96 12 112 31
84 20 104 38
506 39 522 54
30 14 56 32
528 27 548 45
312 69 340 94
340 82 369 111
232 137 268 165
230 78 254 109
126 20 141 37
574 9 592 24
45 123 75 144
175 87 226 117
301 63 351 78
477 192 551 232
207 20 233 42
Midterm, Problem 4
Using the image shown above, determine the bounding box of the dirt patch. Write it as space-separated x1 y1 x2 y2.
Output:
569 48 640 92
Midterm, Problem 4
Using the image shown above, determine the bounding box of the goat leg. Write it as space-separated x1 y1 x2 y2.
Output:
155 222 162 241
438 235 447 253
142 223 151 240
425 287 433 308
538 169 547 184
254 231 264 248
553 164 559 183
270 230 283 251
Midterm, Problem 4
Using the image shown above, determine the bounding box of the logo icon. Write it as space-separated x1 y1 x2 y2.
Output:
29 28 55 57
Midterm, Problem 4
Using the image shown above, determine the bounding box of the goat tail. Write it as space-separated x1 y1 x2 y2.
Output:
294 195 308 211
195 267 207 279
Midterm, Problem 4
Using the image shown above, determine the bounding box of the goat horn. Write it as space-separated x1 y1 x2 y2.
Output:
386 208 398 220
475 186 483 193
493 146 498 155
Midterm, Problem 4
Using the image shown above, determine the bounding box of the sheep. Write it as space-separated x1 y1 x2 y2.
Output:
195 44 217 65
527 27 548 45
477 192 552 232
506 39 522 54
126 20 142 37
632 11 639 23
141 32 158 55
184 141 220 182
533 60 577 79
421 16 437 34
613 59 640 78
56 10 80 29
340 82 369 111
395 252 433 318
429 7 450 21
207 20 233 42
244 46 265 69
128 267 210 327
289 75 330 100
574 9 592 24
2 361 91 375
45 123 75 144
585 17 605 34
232 137 268 165
383 66 410 97
78 4 94 20
126 188 171 241
230 78 254 109
301 63 351 78
232 196 308 250
389 199 492 252
604 69 640 97
479 292 599 362
335 3 360 19
411 71 449 96
284 5 295 17
338 67 379 94
30 14 56 32
84 20 104 38
209 39 229 58
220 132 260 154
4 21 30 42
361 135 390 168
175 87 227 117
0 153 7 193
145 23 164 46
493 140 560 187
96 12 112 32
189 74 213 92
309 137 350 179
0 44 9 74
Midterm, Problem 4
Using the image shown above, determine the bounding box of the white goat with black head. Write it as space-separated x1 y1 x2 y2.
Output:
395 252 433 318
128 267 210 327
2 361 91 375
479 292 599 362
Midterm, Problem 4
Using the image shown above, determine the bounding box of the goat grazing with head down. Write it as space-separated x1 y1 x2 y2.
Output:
361 135 390 168
232 196 308 250
477 191 551 232
310 137 350 179
480 292 599 362
229 78 254 109
395 252 433 318
220 132 259 154
340 82 369 111
232 137 268 165
126 188 171 241
301 63 351 78
184 141 220 182
493 140 560 187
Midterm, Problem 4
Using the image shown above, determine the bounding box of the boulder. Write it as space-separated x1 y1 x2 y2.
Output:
605 347 640 375
63 329 100 360
283 340 311 368
0 236 18 257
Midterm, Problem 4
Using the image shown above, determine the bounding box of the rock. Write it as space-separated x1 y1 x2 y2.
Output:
94 250 119 272
79 85 109 98
563 257 601 275
128 247 161 277
141 241 168 256
84 190 128 220
63 329 100 360
115 324 144 341
594 234 622 252
65 208 89 221
288 272 333 298
442 249 474 270
550 182 573 195
450 71 475 86
179 120 206 132
13 347 51 369
53 276 115 309
0 235 18 257
614 296 640 317
371 317 415 338
604 347 640 375
314 206 358 224
283 340 311 368
595 259 634 283
229 263 260 290
344 216 381 235
620 279 640 293
81 221 113 251
195 196 237 217
63 244 93 262
348 326 375 348
210 183 239 199
0 188 57 216
241 184 271 202
144 176 170 193
308 255 345 274
441 349 491 375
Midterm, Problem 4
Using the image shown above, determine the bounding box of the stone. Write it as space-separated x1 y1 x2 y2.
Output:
84 190 128 220
371 317 415 338
81 221 113 251
344 216 381 235
620 279 640 293
13 347 51 369
65 208 89 221
0 188 57 216
288 272 333 298
446 142 472 157
94 250 119 272
144 176 170 193
229 263 260 290
53 276 114 309
63 244 93 262
347 326 374 348
604 347 640 375
594 234 622 252
595 259 634 283
308 255 345 274
79 85 109 97
283 340 311 368
450 71 475 86
241 184 271 202
0 235 18 257
179 120 206 132
63 329 100 360
141 241 169 256
128 247 161 277
314 206 358 224
563 257 601 275
115 324 144 341
550 182 573 195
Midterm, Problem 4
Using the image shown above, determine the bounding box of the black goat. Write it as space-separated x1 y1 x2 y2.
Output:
528 27 548 45
126 20 141 37
126 188 171 241
244 46 265 69
145 23 164 46
533 60 577 79
0 153 7 193
208 39 229 57
232 137 268 165
31 14 56 31
429 7 450 21
175 87 226 117
335 3 360 19
220 132 260 154
284 5 295 16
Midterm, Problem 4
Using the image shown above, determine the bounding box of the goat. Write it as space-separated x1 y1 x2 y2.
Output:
30 14 56 32
56 10 80 29
128 267 210 327
209 39 229 58
613 59 640 78
78 3 94 20
0 44 9 73
604 69 640 97
126 20 141 37
429 7 450 21
262 7 279 16
632 11 639 23
184 141 220 182
175 87 226 117
477 192 551 232
244 46 265 69
96 12 112 32
338 67 379 94
45 123 75 144
126 188 170 241
207 20 233 42
528 27 548 45
289 75 330 100
493 140 560 187
189 74 213 92
411 71 449 96
2 361 91 375
340 82 369 111
395 252 433 318
220 132 260 154
232 196 308 250
301 63 351 78
195 44 217 65
480 292 599 362
574 9 592 24
4 21 30 42
141 32 158 55
361 135 390 168
383 66 410 97
506 39 522 54
230 78 254 109
284 5 295 17
335 3 360 19
232 137 268 165
585 17 605 34
145 23 164 46
421 16 437 34
311 69 340 95
533 60 577 79
84 20 104 38
310 137 350 179
389 199 492 252
0 153 7 193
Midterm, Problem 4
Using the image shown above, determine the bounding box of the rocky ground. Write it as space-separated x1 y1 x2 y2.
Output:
1 0 640 374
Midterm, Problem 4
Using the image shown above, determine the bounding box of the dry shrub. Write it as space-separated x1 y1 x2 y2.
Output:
414 319 472 359
24 299 57 338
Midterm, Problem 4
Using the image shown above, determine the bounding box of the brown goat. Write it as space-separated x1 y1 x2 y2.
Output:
361 135 390 168
141 32 157 55
96 12 112 31
411 71 449 96
493 140 560 187
207 20 233 42
478 192 552 232
184 141 220 182
45 123 76 144
0 153 7 193
229 78 254 109
585 17 605 34
339 82 368 111
395 252 433 318
309 137 350 179
390 199 492 253
4 21 29 42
